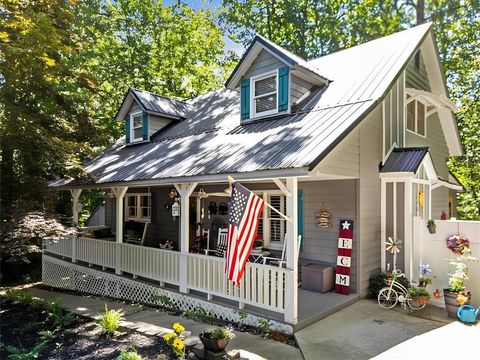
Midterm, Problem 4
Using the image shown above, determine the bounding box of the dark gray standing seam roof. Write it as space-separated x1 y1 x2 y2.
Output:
381 148 429 173
131 89 190 119
50 23 434 188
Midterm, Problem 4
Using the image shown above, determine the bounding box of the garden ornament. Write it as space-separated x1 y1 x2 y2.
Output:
457 305 480 324
385 237 402 271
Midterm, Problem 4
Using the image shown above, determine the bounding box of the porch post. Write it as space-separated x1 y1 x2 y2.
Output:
174 182 198 293
284 177 298 324
380 179 387 272
70 189 82 226
404 179 413 280
112 186 128 275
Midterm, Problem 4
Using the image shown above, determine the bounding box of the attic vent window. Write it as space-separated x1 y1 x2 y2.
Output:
130 111 144 142
252 72 277 117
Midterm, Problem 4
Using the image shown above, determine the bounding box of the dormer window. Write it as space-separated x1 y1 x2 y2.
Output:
252 71 278 118
130 111 144 142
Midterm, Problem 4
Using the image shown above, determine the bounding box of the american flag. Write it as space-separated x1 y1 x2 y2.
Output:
225 182 265 285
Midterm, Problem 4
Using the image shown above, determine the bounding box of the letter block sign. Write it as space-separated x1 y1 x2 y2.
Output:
335 219 354 295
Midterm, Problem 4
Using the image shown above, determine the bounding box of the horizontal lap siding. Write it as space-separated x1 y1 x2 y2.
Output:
148 115 172 137
406 52 431 92
291 75 313 104
244 49 285 79
299 179 357 292
358 105 382 296
431 187 449 220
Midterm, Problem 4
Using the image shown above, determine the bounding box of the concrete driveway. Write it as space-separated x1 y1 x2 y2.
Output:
295 300 446 360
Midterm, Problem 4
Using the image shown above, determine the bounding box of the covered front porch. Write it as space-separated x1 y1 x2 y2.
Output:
45 175 359 330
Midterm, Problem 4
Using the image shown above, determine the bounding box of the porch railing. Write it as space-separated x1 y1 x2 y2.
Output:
43 236 288 313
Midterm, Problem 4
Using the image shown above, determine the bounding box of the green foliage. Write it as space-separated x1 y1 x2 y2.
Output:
5 289 41 307
43 298 76 329
116 348 142 360
448 249 479 292
97 304 124 336
204 327 236 340
426 219 436 228
149 294 178 309
408 287 430 297
256 318 270 335
368 272 410 298
418 277 432 286
184 306 208 319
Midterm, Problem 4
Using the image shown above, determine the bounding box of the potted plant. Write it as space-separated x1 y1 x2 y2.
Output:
418 263 432 287
427 219 436 234
418 277 432 288
444 248 478 317
199 327 235 352
408 286 430 305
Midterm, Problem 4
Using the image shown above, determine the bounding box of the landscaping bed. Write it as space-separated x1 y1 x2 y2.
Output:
0 296 174 359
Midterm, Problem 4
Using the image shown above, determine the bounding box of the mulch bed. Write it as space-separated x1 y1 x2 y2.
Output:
0 298 175 359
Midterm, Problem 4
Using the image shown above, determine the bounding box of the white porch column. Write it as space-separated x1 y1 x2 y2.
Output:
404 179 413 280
284 177 298 324
112 186 128 275
70 189 82 226
174 182 198 293
380 179 387 272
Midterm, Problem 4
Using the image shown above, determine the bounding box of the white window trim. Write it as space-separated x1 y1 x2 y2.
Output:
125 193 151 222
406 99 427 138
253 190 286 250
130 111 144 143
250 70 278 119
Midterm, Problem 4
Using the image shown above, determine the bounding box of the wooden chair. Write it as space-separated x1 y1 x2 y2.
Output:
205 228 228 257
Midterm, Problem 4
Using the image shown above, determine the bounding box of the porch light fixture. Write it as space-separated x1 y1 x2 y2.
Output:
169 188 178 199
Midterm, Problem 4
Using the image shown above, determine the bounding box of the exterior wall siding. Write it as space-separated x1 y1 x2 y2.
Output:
358 105 383 296
148 115 172 137
431 187 449 220
243 49 285 79
405 51 431 91
291 74 313 105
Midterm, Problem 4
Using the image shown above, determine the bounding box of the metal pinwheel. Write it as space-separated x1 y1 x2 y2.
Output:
385 237 402 271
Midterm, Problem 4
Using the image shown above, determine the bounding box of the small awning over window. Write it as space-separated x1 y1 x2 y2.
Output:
406 88 457 113
380 147 429 173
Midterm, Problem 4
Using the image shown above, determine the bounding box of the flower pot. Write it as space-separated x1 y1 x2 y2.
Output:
443 289 471 317
412 295 430 305
199 333 230 352
427 225 436 234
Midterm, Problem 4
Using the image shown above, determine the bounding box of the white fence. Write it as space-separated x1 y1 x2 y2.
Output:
43 236 288 314
413 218 480 307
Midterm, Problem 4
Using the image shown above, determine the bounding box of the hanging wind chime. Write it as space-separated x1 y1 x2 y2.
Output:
385 236 402 271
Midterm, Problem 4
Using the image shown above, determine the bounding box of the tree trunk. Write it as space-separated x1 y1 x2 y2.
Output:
416 0 425 24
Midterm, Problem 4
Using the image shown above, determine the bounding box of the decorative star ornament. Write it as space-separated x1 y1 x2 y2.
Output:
385 237 402 254
341 221 351 230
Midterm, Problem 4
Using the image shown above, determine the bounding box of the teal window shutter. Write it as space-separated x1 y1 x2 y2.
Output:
298 189 304 251
125 115 130 143
278 66 289 112
240 79 250 120
142 112 148 140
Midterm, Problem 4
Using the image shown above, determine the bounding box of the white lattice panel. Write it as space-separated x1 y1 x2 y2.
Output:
42 255 293 334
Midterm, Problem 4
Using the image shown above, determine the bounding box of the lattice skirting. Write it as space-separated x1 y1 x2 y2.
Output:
42 255 293 334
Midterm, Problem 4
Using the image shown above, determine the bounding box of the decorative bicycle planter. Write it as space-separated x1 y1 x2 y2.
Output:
377 270 427 311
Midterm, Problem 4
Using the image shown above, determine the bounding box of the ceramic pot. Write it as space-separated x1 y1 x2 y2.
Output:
199 333 230 352
427 225 436 234
444 289 471 317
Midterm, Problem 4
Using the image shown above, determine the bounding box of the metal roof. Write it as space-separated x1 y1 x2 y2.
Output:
51 23 435 188
381 148 429 173
131 88 190 118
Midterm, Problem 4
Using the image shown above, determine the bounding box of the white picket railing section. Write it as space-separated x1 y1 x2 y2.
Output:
43 236 287 313
186 253 287 312
76 237 116 269
120 243 180 285
43 237 72 258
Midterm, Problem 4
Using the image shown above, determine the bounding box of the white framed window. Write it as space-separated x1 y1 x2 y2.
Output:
406 98 426 137
251 71 278 118
130 111 144 142
125 193 151 221
268 194 286 245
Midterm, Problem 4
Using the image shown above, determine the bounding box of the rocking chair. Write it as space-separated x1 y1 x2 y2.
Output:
205 228 228 257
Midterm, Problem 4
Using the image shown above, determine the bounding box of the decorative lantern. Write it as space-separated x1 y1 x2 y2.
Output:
315 202 331 228
171 199 180 217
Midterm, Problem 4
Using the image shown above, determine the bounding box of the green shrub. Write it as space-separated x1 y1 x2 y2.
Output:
116 348 141 360
257 319 270 335
408 287 430 297
97 304 124 336
5 340 48 360
5 289 41 307
43 298 75 329
368 272 410 298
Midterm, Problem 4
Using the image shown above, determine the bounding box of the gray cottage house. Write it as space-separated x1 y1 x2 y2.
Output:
45 23 462 333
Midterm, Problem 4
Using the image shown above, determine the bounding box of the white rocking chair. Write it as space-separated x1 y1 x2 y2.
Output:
262 234 302 267
205 228 228 257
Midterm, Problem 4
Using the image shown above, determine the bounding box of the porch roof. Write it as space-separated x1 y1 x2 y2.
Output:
380 147 429 173
50 24 436 189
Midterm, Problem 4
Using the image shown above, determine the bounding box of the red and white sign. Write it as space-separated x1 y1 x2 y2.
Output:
335 220 354 295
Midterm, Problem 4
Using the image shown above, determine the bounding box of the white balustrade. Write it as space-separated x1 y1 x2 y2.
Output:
76 237 116 268
186 253 288 312
120 243 180 284
43 237 72 258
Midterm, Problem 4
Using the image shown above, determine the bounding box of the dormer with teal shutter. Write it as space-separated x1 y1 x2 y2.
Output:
225 35 330 123
115 88 191 145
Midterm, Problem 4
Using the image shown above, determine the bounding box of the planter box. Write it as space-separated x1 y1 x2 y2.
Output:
444 290 471 317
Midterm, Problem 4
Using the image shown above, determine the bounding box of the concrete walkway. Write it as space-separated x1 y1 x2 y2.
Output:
27 287 303 360
295 300 446 360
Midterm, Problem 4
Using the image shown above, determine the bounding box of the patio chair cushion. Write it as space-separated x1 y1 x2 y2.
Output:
216 243 227 257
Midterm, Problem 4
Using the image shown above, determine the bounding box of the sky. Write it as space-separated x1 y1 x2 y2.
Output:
163 0 246 55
